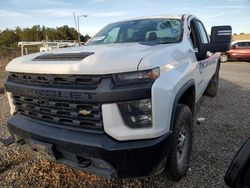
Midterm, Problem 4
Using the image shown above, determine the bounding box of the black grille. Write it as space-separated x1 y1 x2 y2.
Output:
8 73 102 89
13 95 103 131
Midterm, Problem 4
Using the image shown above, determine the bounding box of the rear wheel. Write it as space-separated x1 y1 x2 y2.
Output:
220 53 229 63
166 104 193 181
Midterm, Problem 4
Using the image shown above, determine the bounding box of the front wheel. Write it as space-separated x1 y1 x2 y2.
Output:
166 104 193 181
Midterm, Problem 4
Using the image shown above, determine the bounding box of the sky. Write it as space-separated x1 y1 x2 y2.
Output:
0 0 250 36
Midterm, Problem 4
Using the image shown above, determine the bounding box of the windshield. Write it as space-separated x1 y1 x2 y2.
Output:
86 18 183 45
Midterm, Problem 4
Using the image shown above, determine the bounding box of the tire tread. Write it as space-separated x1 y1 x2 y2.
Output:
166 104 193 181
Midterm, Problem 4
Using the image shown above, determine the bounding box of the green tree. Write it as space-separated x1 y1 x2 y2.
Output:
57 25 78 40
80 34 90 42
0 25 82 47
0 29 19 47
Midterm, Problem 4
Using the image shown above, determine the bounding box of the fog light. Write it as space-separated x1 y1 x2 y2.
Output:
118 99 152 128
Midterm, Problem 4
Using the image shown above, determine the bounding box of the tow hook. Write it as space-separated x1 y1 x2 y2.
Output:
76 156 91 168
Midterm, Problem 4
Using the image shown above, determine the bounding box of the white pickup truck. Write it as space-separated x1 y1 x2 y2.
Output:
3 14 231 180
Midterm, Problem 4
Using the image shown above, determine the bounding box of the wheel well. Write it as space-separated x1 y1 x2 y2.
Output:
178 85 195 115
226 52 231 59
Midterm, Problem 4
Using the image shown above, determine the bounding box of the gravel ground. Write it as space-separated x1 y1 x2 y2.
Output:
0 61 250 187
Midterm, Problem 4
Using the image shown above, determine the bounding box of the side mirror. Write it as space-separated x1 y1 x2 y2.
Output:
201 25 232 52
224 137 250 188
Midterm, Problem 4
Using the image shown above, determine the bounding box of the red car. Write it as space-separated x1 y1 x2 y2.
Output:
220 40 250 62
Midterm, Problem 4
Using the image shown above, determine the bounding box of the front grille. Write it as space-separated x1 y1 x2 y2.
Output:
13 95 103 131
8 73 102 89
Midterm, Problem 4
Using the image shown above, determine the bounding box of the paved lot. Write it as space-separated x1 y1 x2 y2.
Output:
0 61 249 187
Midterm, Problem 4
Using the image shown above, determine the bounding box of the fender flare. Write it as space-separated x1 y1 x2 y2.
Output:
170 79 195 130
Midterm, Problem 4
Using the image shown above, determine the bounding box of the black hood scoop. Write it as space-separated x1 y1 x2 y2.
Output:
33 52 94 61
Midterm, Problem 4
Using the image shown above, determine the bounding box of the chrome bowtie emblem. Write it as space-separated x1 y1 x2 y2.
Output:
79 109 92 116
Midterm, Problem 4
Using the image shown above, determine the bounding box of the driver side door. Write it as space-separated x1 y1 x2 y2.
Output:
188 18 218 99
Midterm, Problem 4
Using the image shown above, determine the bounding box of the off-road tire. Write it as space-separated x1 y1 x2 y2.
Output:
205 63 220 97
166 104 193 181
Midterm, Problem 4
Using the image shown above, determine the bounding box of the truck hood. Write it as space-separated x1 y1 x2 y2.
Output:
6 43 167 74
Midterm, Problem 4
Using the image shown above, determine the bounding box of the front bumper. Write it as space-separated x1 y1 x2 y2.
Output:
8 115 173 179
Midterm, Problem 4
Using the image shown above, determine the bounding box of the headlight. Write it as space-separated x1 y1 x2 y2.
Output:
113 67 160 85
118 98 152 128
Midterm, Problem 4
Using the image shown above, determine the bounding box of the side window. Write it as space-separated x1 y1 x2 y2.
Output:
236 42 244 48
237 42 250 48
189 20 199 49
189 19 208 61
196 21 209 44
103 27 120 43
234 43 240 48
237 42 244 47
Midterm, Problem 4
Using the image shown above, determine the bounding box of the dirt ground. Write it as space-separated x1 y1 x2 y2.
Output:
0 61 250 187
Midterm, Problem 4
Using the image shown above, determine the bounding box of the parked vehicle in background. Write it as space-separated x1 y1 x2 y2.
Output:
3 14 231 180
220 40 250 63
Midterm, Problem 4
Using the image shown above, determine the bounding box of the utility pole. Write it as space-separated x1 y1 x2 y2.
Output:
73 12 77 30
77 14 88 45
